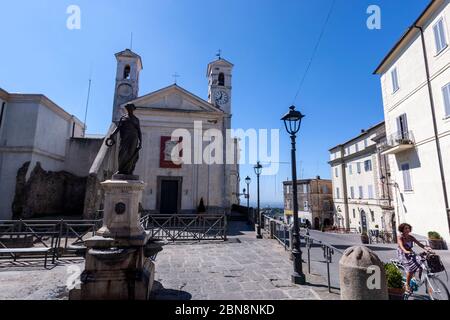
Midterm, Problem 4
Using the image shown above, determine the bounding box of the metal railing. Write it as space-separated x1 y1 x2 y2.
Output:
302 229 344 293
379 130 415 151
0 219 102 258
368 229 395 244
140 213 227 242
261 215 343 293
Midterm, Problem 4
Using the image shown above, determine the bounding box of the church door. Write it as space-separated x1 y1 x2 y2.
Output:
159 179 181 214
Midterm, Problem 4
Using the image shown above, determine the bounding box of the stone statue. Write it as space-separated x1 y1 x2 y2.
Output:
106 104 142 176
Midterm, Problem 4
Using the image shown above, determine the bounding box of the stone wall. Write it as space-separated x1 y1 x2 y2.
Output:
12 161 87 218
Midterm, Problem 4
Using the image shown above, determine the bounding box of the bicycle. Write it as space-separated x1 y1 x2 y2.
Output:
390 251 450 300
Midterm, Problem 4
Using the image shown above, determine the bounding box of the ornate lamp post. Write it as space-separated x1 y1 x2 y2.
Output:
245 176 251 224
254 162 263 239
281 105 306 285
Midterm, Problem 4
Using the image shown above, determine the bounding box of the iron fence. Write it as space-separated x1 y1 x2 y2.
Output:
301 229 344 293
0 219 102 258
261 215 343 293
140 213 227 242
379 130 415 151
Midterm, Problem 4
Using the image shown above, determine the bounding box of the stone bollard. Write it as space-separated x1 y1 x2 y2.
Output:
339 246 388 300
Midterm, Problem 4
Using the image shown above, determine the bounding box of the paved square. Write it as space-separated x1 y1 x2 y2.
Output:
150 222 332 300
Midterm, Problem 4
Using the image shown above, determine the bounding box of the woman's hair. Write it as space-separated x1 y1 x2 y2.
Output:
398 223 412 233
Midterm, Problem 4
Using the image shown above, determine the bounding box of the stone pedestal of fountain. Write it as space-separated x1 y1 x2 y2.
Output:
70 175 163 300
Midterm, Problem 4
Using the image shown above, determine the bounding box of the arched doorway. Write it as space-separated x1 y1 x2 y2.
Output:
324 218 331 227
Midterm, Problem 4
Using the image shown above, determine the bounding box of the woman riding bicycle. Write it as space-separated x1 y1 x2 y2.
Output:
397 223 432 293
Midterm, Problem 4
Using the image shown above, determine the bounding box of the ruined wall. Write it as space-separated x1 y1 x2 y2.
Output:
12 161 87 218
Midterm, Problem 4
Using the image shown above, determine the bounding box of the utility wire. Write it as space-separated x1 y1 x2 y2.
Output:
292 0 337 104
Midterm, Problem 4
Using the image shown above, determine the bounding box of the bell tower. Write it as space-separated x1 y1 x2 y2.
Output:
207 57 234 117
112 49 143 123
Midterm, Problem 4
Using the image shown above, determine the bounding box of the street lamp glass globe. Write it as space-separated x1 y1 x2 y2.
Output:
245 176 251 184
281 105 305 135
254 162 263 175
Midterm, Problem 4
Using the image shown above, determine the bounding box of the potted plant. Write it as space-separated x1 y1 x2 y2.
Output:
361 232 369 244
428 231 444 250
197 198 206 214
384 263 405 300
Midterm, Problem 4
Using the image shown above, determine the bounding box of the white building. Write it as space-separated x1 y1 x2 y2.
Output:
374 0 450 242
0 88 86 219
329 122 395 235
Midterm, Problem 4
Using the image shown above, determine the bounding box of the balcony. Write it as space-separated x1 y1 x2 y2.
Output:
379 131 415 155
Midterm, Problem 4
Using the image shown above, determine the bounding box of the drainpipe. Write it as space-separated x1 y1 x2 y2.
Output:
414 25 450 233
340 146 350 230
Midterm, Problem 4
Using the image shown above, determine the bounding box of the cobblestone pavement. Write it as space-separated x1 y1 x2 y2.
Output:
150 222 338 300
0 258 84 300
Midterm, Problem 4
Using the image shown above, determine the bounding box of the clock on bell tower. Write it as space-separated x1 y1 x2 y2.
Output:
207 57 234 116
112 49 143 123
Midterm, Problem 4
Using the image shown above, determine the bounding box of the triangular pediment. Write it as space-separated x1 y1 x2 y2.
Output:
125 84 223 113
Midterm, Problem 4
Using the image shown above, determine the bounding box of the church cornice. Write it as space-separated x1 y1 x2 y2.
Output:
126 84 224 114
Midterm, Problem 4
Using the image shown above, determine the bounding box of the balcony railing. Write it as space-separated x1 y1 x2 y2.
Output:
379 131 415 155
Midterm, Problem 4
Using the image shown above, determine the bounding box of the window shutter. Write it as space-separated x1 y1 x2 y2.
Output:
443 84 450 117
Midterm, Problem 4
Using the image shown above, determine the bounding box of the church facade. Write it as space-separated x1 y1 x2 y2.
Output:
87 49 240 216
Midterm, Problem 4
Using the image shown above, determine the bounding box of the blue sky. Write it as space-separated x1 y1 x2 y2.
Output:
0 0 430 206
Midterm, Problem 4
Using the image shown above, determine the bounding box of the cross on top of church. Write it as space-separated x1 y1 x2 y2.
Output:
172 72 180 85
216 49 222 60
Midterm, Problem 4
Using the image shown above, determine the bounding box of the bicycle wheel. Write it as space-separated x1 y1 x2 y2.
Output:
426 276 450 300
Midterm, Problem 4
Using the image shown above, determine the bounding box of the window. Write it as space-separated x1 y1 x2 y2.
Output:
401 163 413 191
336 187 340 199
304 201 309 210
442 83 450 118
433 18 448 54
123 65 131 80
391 67 400 93
286 185 290 194
355 143 359 153
323 200 330 211
322 185 329 194
335 167 339 178
364 139 368 148
396 113 409 138
350 187 355 199
353 209 356 219
358 186 363 199
364 160 372 172
357 162 361 174
349 164 353 175
218 73 225 86
371 211 375 223
368 185 374 199
303 184 309 194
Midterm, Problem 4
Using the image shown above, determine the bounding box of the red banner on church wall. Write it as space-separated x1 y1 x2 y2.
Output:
160 136 183 169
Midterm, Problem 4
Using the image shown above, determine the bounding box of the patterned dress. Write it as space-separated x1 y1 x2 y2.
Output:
397 237 423 273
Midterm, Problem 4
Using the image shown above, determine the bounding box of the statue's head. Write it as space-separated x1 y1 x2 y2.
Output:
125 104 136 113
